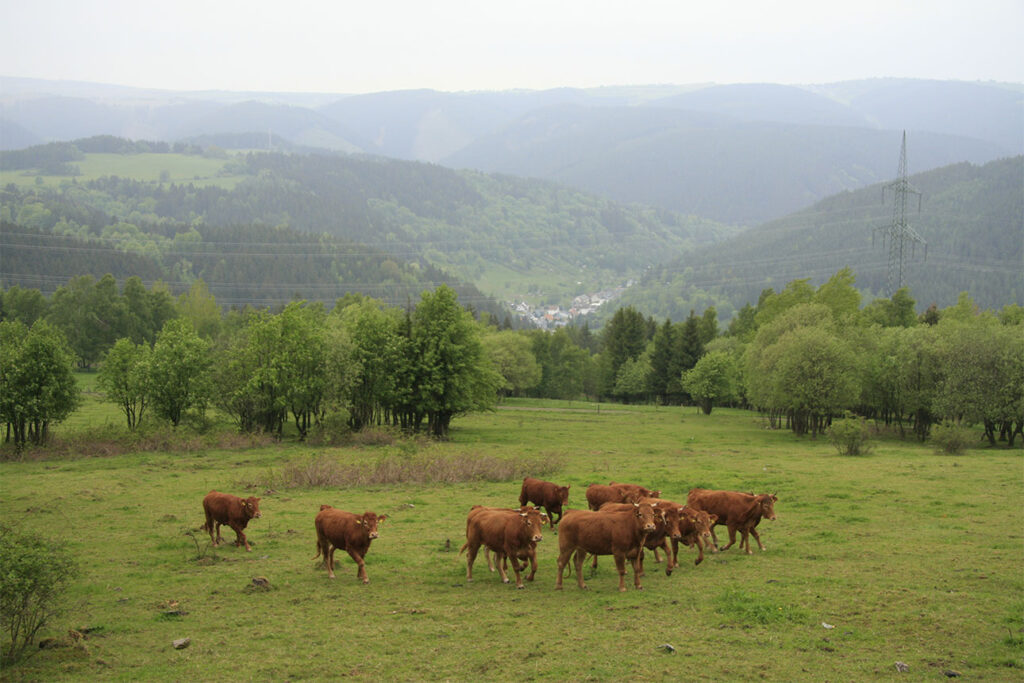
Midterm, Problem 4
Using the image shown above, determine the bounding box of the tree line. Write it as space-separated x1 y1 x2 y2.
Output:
2 268 1021 449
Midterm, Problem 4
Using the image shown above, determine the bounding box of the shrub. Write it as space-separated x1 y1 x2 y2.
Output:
827 417 873 456
0 524 77 665
930 422 973 455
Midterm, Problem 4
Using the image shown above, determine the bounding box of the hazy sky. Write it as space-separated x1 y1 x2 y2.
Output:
2 0 1021 93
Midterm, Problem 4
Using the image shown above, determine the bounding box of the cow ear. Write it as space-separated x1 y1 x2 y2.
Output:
709 514 718 523
355 519 363 525
378 515 388 522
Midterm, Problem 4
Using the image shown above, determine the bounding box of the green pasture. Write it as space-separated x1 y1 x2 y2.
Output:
1 399 1022 681
0 153 245 190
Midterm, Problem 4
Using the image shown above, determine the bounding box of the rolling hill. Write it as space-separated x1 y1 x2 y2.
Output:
606 155 1023 321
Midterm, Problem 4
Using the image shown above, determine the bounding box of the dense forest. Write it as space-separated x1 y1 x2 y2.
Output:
0 138 725 308
3 270 1021 451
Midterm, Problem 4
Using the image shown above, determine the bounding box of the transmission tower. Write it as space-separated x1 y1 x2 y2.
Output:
874 131 925 295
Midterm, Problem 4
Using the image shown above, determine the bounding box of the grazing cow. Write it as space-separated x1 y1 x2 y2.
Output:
313 505 387 583
585 483 639 510
556 502 659 592
460 506 546 588
519 477 570 528
469 506 543 581
609 481 662 500
686 488 777 554
202 490 262 552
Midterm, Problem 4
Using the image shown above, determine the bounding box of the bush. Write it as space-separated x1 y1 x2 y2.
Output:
827 417 873 456
0 524 77 665
931 422 973 455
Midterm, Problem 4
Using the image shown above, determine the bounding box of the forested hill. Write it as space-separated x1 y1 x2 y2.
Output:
608 155 1023 322
0 139 727 308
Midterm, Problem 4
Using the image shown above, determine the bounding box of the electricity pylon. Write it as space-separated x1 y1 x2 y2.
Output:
874 131 925 295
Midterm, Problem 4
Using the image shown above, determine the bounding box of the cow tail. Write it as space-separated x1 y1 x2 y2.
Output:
312 518 327 561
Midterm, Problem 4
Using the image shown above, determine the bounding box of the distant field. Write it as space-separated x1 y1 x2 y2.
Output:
0 153 246 190
2 397 1021 680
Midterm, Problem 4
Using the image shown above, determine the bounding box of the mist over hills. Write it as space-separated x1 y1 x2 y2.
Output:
3 77 1020 226
1 77 1020 322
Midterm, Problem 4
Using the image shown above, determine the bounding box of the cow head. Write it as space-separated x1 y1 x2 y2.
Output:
356 512 387 539
685 508 716 548
633 503 658 533
558 485 570 505
758 494 778 521
657 505 683 540
243 497 262 519
650 490 662 498
519 509 545 543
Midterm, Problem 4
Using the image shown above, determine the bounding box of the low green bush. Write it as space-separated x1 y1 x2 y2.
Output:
827 417 873 456
0 525 77 666
931 422 973 455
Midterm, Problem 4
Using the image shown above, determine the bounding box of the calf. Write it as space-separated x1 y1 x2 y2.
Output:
202 490 262 552
556 502 659 592
519 477 570 528
586 483 638 510
670 506 718 566
687 488 777 554
461 506 546 588
313 504 387 583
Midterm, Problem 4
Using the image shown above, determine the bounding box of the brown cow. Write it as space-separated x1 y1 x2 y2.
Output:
519 477 570 528
609 481 662 500
313 504 387 583
556 502 659 592
585 483 638 510
460 506 546 588
670 506 718 566
202 490 262 552
594 501 677 576
687 488 777 554
469 506 544 581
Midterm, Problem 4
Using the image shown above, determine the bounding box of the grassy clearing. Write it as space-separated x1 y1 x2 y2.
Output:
0 153 245 190
1 402 1021 681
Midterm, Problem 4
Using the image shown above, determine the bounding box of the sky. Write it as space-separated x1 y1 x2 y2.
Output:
1 0 1022 94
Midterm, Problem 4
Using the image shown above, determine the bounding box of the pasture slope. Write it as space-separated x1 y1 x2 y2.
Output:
1 401 1021 681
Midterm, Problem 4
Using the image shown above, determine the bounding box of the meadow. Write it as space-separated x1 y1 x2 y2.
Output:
0 152 245 190
1 395 1022 681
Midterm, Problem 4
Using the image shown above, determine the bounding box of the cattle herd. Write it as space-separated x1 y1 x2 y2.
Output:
200 479 778 592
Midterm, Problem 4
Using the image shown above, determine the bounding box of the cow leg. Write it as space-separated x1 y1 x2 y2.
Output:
709 525 721 549
573 550 588 589
327 547 337 579
484 548 496 572
495 551 512 585
612 553 628 592
230 523 251 552
504 548 525 589
347 549 369 583
555 549 571 590
661 539 675 575
720 525 737 551
526 549 537 582
750 527 767 552
694 536 705 566
213 522 224 546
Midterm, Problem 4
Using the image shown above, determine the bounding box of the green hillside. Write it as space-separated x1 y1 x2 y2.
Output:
609 156 1023 321
0 139 727 308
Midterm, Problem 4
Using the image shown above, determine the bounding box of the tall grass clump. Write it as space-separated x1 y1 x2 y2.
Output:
930 422 973 455
827 416 873 456
0 525 77 666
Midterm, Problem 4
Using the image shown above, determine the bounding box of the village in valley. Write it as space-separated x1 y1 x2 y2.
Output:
512 283 630 329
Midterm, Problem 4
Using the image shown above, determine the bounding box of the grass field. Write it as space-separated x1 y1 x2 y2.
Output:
0 153 246 190
1 397 1022 681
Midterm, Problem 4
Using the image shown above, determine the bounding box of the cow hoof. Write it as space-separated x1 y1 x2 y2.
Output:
516 584 525 590
362 579 370 584
502 578 510 584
